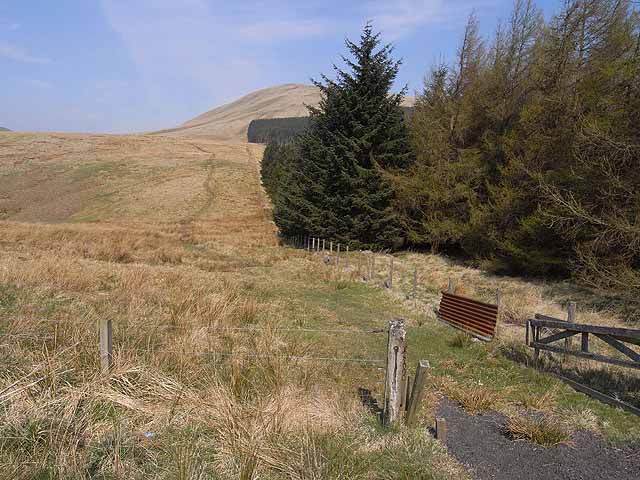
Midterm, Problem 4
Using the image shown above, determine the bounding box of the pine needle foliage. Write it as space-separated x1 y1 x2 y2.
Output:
263 23 412 250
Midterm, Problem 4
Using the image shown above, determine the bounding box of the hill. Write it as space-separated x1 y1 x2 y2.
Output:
1 132 638 477
152 83 414 142
0 127 11 132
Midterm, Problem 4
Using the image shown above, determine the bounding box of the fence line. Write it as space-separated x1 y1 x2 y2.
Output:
130 349 386 365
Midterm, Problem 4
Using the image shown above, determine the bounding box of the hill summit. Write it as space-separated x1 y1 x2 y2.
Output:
152 83 414 142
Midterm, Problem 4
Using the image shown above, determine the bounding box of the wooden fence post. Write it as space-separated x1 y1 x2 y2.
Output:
405 360 430 426
357 253 362 277
387 257 394 288
322 239 326 251
383 318 407 427
99 318 113 372
447 277 454 293
330 241 333 253
566 301 576 355
435 418 447 443
533 323 540 365
336 244 341 269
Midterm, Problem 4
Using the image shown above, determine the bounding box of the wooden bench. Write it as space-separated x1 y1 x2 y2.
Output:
435 291 499 341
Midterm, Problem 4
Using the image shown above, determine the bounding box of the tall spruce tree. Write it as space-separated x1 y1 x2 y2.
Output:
275 23 412 250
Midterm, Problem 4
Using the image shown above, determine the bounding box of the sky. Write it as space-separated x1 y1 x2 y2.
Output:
1 0 563 134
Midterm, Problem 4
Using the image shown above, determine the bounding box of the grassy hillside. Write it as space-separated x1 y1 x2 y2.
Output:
0 133 638 478
152 84 415 143
0 127 11 132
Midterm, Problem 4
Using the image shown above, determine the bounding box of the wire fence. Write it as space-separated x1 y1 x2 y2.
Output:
2 234 458 396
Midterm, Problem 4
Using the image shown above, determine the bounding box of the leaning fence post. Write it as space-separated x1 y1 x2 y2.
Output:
383 318 407 427
406 360 430 426
99 318 113 372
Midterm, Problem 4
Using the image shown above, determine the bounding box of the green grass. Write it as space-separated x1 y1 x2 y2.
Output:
265 254 640 442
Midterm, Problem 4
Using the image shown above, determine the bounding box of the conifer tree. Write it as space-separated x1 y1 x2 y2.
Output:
276 23 412 249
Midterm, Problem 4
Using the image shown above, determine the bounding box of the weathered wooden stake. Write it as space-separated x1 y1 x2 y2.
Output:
387 257 394 288
336 244 341 269
413 266 418 302
383 319 407 427
447 277 454 293
435 418 447 443
357 254 362 277
406 360 430 426
565 301 577 355
99 318 113 372
330 241 333 253
533 324 540 365
322 239 326 251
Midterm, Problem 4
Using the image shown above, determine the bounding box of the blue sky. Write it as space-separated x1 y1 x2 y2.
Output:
1 0 562 133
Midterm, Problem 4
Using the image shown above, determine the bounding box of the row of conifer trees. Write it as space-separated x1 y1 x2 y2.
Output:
261 0 640 313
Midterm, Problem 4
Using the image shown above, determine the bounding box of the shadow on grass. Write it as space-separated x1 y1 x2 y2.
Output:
499 342 640 409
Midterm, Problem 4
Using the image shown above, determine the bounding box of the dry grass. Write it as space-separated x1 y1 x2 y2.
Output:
506 414 573 447
0 133 461 479
2 132 637 477
439 379 500 415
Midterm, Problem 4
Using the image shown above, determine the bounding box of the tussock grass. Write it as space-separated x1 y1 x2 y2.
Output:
506 414 572 447
440 380 500 415
449 332 474 349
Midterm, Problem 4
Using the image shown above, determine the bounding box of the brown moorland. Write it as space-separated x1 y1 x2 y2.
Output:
0 131 638 479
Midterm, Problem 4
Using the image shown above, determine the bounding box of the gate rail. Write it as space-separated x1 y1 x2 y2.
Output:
526 316 640 370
